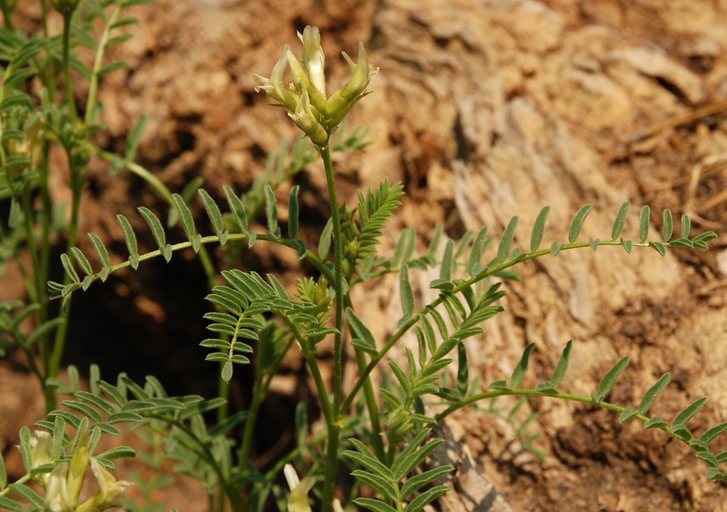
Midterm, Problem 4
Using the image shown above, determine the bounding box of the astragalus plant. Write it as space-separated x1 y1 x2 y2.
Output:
2 18 725 512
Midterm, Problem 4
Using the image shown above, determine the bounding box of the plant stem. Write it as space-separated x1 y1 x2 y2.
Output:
319 145 345 511
0 0 14 30
434 387 692 447
61 12 78 125
46 9 83 410
85 4 122 127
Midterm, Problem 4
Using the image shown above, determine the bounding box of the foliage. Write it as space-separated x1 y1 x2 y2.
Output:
0 10 724 512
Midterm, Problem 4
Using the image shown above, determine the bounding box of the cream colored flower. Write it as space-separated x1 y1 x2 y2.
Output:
284 463 315 512
75 458 133 512
255 26 376 146
45 462 71 512
299 26 326 97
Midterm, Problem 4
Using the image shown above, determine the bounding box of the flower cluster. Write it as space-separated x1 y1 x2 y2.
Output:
29 431 132 512
255 26 377 146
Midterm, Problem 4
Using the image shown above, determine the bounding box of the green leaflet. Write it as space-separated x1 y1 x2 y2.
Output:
511 343 535 387
70 247 93 276
639 205 650 243
263 184 280 237
672 397 707 429
88 233 111 281
223 185 248 232
117 214 139 269
138 206 171 261
318 218 333 260
530 206 549 251
347 308 377 355
288 185 300 239
593 356 629 403
611 202 630 240
198 188 228 244
172 193 201 252
662 208 673 241
638 373 670 415
568 204 592 243
496 216 518 264
399 265 415 320
681 213 691 239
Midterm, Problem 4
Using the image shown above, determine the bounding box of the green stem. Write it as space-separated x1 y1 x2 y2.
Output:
239 337 296 469
319 145 345 511
0 0 14 30
435 387 688 446
144 416 244 512
354 348 384 459
61 12 78 125
320 146 345 410
19 186 50 385
40 0 49 36
281 316 333 426
0 474 33 499
341 239 661 412
46 9 83 410
85 3 122 127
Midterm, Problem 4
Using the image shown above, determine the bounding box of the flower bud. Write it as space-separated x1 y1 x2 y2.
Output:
288 90 329 146
299 26 326 97
325 43 377 126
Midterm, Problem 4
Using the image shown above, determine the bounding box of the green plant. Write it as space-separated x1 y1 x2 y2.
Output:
1 15 725 512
